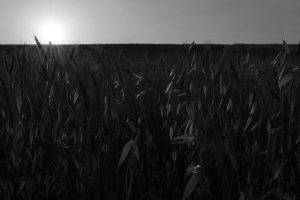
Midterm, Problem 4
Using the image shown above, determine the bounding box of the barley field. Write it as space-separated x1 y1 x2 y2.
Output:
0 39 299 200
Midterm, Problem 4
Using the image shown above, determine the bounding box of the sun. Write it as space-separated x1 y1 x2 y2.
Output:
36 20 66 44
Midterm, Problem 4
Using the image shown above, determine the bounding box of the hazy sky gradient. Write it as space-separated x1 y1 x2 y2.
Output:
0 0 299 44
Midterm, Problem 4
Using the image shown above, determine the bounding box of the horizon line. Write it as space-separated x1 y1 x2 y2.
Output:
0 42 298 46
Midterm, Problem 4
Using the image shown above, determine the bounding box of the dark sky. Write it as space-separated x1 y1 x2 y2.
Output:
0 0 299 44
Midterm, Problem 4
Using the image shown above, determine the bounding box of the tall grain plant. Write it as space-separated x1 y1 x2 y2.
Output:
0 38 299 200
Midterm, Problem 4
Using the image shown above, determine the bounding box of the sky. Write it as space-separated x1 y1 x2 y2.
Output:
0 0 299 44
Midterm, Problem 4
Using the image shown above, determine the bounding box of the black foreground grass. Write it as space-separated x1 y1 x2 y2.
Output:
0 40 299 200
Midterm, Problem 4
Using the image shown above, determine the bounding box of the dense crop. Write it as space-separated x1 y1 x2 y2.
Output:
0 39 299 200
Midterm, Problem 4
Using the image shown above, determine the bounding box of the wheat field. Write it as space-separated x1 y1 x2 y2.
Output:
0 39 299 200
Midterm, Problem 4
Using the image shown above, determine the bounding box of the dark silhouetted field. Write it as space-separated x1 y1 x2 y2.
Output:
0 42 299 200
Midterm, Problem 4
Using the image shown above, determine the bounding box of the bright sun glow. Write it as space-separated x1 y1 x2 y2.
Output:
37 20 66 44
